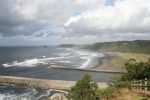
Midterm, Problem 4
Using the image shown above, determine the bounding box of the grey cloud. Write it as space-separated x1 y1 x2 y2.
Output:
0 0 150 46
0 0 105 37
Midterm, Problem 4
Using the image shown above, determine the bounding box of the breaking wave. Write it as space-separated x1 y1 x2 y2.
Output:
2 56 66 68
0 89 47 100
67 48 104 69
2 48 104 69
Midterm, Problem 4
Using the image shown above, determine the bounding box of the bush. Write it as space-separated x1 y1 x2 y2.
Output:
68 74 100 100
108 76 130 89
98 86 115 100
122 58 150 80
68 58 150 100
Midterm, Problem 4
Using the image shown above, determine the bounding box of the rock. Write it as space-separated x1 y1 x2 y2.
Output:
49 93 67 100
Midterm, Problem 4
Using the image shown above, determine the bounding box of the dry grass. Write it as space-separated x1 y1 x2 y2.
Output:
109 88 149 100
113 53 150 67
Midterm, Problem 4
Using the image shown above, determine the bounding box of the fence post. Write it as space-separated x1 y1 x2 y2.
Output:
140 80 142 93
145 78 147 92
132 81 135 90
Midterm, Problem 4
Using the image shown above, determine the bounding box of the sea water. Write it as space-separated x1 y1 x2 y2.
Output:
0 46 118 100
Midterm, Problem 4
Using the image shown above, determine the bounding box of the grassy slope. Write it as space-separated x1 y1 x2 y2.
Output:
85 40 150 54
113 53 150 67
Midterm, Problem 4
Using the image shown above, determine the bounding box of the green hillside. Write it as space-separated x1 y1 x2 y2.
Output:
84 40 150 54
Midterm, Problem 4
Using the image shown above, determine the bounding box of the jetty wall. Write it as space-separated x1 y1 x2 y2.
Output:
0 76 107 90
50 66 123 73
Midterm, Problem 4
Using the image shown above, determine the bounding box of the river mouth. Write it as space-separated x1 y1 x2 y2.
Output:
0 66 121 82
0 68 120 100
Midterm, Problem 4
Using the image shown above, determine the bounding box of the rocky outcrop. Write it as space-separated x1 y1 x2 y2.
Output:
49 93 67 100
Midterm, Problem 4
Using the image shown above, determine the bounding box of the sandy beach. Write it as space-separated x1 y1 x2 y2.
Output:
93 52 125 72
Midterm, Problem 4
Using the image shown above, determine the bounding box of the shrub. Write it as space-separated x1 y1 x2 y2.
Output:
108 76 130 89
68 74 100 100
122 58 150 80
98 86 116 100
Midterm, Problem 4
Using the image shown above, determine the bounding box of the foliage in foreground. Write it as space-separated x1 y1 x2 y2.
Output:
68 74 100 100
68 58 150 100
68 74 122 100
68 74 130 100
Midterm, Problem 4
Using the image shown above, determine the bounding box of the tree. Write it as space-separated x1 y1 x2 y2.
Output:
122 58 150 80
68 74 99 100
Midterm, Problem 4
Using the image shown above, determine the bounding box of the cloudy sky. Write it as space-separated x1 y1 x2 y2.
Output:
0 0 150 46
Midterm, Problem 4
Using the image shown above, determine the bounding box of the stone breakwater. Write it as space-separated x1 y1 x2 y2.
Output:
50 66 124 73
0 76 108 90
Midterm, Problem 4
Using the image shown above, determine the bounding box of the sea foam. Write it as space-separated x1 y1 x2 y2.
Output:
2 48 104 69
2 56 66 68
76 50 104 69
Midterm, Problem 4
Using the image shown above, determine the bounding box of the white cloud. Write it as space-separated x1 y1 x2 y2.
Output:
65 0 150 34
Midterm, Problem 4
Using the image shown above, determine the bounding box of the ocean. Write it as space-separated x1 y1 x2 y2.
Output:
0 46 102 69
0 46 119 100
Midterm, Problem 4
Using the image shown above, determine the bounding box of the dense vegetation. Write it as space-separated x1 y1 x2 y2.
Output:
68 74 99 100
68 59 150 100
122 58 150 80
84 40 150 54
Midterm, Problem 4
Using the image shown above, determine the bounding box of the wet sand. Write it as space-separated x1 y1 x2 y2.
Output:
93 52 125 72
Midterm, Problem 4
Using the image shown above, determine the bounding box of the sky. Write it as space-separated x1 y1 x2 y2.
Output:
0 0 150 46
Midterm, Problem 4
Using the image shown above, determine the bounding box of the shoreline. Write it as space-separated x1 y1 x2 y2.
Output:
92 52 125 72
